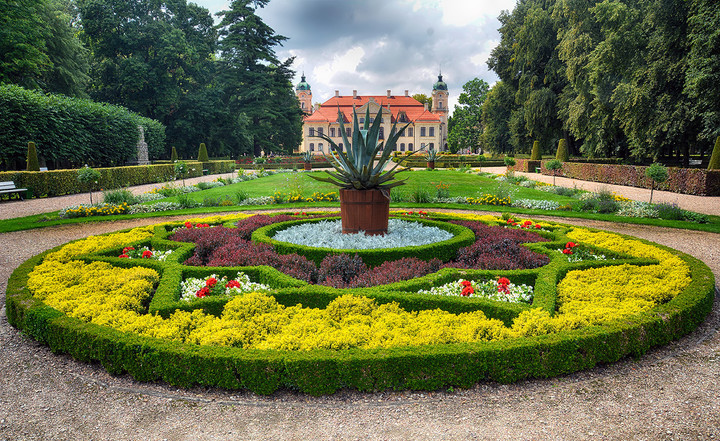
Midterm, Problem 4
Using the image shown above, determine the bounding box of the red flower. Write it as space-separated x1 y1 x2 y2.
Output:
142 250 153 258
118 254 129 258
122 247 135 253
460 280 472 287
562 248 573 255
506 219 514 224
497 277 510 286
185 222 192 229
226 280 241 289
566 242 577 248
535 224 542 229
523 220 532 226
461 286 474 296
205 277 217 287
196 287 210 298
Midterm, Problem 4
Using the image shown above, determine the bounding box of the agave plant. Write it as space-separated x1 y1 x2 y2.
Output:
426 148 438 162
309 106 414 190
301 150 313 162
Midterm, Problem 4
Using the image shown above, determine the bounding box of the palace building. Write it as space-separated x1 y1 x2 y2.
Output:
295 74 449 154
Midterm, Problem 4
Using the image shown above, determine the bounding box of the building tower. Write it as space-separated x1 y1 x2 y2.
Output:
431 73 449 149
296 73 312 114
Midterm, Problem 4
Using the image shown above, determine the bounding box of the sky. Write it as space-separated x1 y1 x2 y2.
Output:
193 0 517 114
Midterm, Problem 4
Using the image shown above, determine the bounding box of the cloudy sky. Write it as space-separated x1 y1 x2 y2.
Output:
193 0 517 113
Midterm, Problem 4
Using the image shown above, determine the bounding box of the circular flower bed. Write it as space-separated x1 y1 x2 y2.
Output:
5 211 715 395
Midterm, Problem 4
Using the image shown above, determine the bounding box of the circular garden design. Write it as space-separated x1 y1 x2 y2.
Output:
6 210 715 395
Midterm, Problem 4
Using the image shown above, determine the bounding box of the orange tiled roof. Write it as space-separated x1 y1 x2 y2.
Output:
303 95 441 124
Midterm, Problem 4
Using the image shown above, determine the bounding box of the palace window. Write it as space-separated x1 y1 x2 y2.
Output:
309 143 315 151
318 128 323 136
330 128 336 137
408 127 413 137
408 143 414 151
420 127 426 137
379 127 384 139
429 127 435 137
400 143 405 151
309 128 315 137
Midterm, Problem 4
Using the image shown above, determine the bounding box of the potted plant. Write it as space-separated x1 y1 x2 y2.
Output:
302 150 313 170
311 106 413 235
426 148 438 169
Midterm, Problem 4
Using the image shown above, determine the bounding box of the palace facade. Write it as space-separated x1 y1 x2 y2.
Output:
295 75 449 154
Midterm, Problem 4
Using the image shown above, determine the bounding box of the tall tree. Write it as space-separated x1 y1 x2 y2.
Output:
481 81 515 154
447 78 489 153
216 0 302 157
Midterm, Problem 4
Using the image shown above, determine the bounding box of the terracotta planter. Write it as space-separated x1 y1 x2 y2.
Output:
339 188 390 235
427 161 435 169
304 162 312 171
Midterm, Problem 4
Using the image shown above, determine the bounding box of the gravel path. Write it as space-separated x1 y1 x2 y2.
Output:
1 209 719 440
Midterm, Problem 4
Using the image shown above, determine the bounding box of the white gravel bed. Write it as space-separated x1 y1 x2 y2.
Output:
272 218 453 249
0 210 719 440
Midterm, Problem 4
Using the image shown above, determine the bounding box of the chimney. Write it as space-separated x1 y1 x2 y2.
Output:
424 103 428 111
405 90 409 97
335 90 339 97
353 90 357 99
387 90 391 98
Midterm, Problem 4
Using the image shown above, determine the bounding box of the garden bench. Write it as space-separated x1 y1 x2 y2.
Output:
0 181 28 201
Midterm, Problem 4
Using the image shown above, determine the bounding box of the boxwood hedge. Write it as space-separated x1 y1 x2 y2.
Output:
5 215 715 396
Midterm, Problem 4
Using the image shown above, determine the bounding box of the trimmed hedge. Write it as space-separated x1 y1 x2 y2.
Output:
538 161 720 196
5 215 715 395
251 216 476 267
0 161 235 198
0 84 165 168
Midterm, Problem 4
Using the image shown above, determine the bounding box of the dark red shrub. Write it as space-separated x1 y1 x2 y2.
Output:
234 214 296 240
317 254 368 288
348 257 442 288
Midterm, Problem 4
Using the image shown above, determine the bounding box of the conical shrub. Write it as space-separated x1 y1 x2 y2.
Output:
26 141 40 171
709 136 720 170
556 138 569 162
197 143 209 162
170 146 178 162
530 140 541 160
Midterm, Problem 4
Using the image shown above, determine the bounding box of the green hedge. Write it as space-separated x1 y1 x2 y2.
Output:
5 217 715 395
534 161 720 196
0 84 165 168
0 161 235 198
251 217 476 267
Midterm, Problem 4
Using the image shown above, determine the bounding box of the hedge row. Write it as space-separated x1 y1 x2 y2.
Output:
251 217 476 268
0 84 165 168
5 217 715 395
509 159 720 196
0 161 235 198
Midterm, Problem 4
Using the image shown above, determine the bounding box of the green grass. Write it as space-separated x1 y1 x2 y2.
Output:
1 169 719 234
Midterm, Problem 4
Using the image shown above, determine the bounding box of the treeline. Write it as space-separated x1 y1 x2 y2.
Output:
481 0 719 165
0 0 303 165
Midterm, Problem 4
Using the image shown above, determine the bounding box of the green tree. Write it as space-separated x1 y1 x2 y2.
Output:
77 164 101 204
216 0 303 157
556 138 569 161
481 81 514 154
26 141 40 171
708 136 720 170
530 140 541 160
412 93 432 109
447 78 489 153
645 162 668 203
545 158 563 185
197 142 209 162
170 146 178 162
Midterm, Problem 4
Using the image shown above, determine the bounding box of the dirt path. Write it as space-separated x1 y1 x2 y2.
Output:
1 213 718 440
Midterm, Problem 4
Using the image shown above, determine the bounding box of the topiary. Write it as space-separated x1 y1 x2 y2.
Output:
197 143 209 162
530 140 541 160
170 146 178 162
708 136 720 170
26 141 40 171
556 138 569 162
545 159 563 185
645 162 668 203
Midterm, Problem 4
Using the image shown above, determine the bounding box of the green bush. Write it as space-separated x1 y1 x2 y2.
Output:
198 143 209 162
0 84 165 168
708 136 720 170
102 188 138 205
170 146 178 162
530 140 541 160
26 142 40 171
555 139 569 162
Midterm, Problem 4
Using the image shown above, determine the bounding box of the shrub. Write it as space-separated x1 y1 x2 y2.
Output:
198 143 209 162
170 146 178 162
410 186 433 203
26 142 39 171
317 254 368 288
654 203 685 221
545 159 562 185
103 188 138 205
556 139 569 162
530 140 541 160
645 163 668 203
708 136 720 170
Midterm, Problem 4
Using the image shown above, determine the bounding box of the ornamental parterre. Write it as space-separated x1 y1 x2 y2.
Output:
7 210 714 395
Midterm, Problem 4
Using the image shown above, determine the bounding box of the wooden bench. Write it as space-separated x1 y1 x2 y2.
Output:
0 181 28 201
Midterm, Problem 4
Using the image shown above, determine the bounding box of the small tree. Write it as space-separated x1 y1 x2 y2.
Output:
26 141 40 171
530 140 541 160
709 136 720 170
170 146 178 162
174 160 188 186
197 143 209 162
545 159 563 185
504 156 516 177
77 165 101 204
645 163 668 203
556 138 569 162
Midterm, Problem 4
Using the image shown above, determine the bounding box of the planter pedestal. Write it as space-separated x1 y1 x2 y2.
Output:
304 162 312 171
427 161 435 169
339 188 390 235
